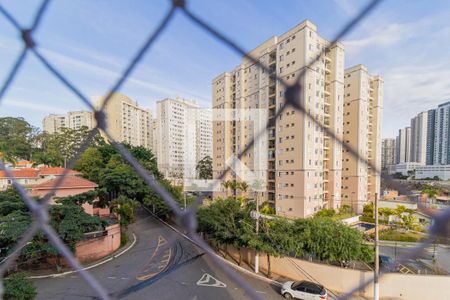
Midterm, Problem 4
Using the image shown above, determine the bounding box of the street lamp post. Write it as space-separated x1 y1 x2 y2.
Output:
255 194 260 273
374 192 380 300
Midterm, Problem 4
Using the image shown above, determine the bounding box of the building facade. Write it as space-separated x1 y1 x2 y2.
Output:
42 114 68 134
155 98 212 181
213 20 349 218
432 101 450 165
395 127 411 164
43 111 93 133
381 138 396 170
341 65 383 213
93 93 152 149
410 111 428 164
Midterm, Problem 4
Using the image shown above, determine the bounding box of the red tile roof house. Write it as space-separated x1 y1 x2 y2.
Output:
0 167 80 191
31 176 99 216
0 168 41 190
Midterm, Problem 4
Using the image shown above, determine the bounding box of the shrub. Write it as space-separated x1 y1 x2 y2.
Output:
3 272 36 300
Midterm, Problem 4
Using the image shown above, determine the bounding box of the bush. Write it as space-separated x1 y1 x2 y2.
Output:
120 231 129 247
3 272 36 300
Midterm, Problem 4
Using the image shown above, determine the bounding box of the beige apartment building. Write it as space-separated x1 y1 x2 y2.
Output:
213 20 346 218
43 111 93 133
341 65 383 213
43 114 67 133
93 93 152 149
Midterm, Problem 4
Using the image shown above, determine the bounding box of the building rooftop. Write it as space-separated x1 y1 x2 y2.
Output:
0 168 39 179
38 167 81 176
33 176 97 190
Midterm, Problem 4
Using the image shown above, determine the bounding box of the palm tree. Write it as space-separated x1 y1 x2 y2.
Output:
230 180 239 200
238 181 249 195
221 180 232 198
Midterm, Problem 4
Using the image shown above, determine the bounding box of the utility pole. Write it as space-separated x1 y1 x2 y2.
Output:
374 192 379 300
255 193 260 273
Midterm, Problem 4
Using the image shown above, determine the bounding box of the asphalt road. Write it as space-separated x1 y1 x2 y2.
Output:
32 208 284 300
379 243 448 274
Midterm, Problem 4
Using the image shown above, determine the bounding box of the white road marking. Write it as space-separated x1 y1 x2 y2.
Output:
196 273 227 288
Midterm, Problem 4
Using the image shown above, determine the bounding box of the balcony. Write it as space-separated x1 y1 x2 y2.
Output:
269 87 276 97
269 97 276 107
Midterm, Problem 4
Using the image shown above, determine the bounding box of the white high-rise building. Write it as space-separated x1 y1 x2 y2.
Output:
410 111 428 164
396 127 411 164
155 97 212 181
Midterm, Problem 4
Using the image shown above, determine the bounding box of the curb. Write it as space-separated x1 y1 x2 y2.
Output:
28 232 137 279
140 206 282 287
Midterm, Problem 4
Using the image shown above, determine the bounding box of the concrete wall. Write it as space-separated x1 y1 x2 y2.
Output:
222 244 450 299
75 224 121 263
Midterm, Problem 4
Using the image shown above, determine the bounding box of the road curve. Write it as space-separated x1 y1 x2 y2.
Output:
32 208 283 300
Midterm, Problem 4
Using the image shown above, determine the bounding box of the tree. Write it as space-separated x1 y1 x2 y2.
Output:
48 203 105 252
378 207 394 221
238 181 249 195
3 272 37 300
111 195 138 227
260 218 296 277
74 147 105 183
196 156 212 179
0 117 36 163
0 188 31 255
229 180 239 199
363 202 374 219
221 180 232 198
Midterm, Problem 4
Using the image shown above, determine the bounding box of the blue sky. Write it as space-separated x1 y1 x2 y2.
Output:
1 0 450 138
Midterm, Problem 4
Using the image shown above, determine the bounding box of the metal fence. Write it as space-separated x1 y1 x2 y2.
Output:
0 0 449 299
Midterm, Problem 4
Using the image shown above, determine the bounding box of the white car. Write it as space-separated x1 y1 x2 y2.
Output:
281 280 327 300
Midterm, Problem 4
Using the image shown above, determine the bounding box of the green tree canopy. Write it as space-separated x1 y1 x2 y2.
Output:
196 156 212 179
0 117 36 164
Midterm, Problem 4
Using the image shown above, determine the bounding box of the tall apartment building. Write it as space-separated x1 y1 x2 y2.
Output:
341 65 383 213
155 98 212 181
432 101 450 165
395 127 411 164
67 111 94 131
43 111 93 133
213 20 346 218
381 138 396 169
426 109 436 165
410 111 428 164
93 93 152 149
43 114 67 133
196 108 213 161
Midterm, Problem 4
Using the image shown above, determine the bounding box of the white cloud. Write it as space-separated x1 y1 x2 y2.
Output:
2 97 67 114
39 47 210 104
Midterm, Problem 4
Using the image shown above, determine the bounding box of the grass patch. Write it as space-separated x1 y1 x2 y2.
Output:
376 229 425 242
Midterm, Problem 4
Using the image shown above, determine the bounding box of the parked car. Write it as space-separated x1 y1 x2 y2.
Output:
281 280 327 299
379 255 400 272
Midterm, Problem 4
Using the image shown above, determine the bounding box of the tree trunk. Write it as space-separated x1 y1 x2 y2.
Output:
223 244 228 258
238 248 242 266
267 254 271 278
